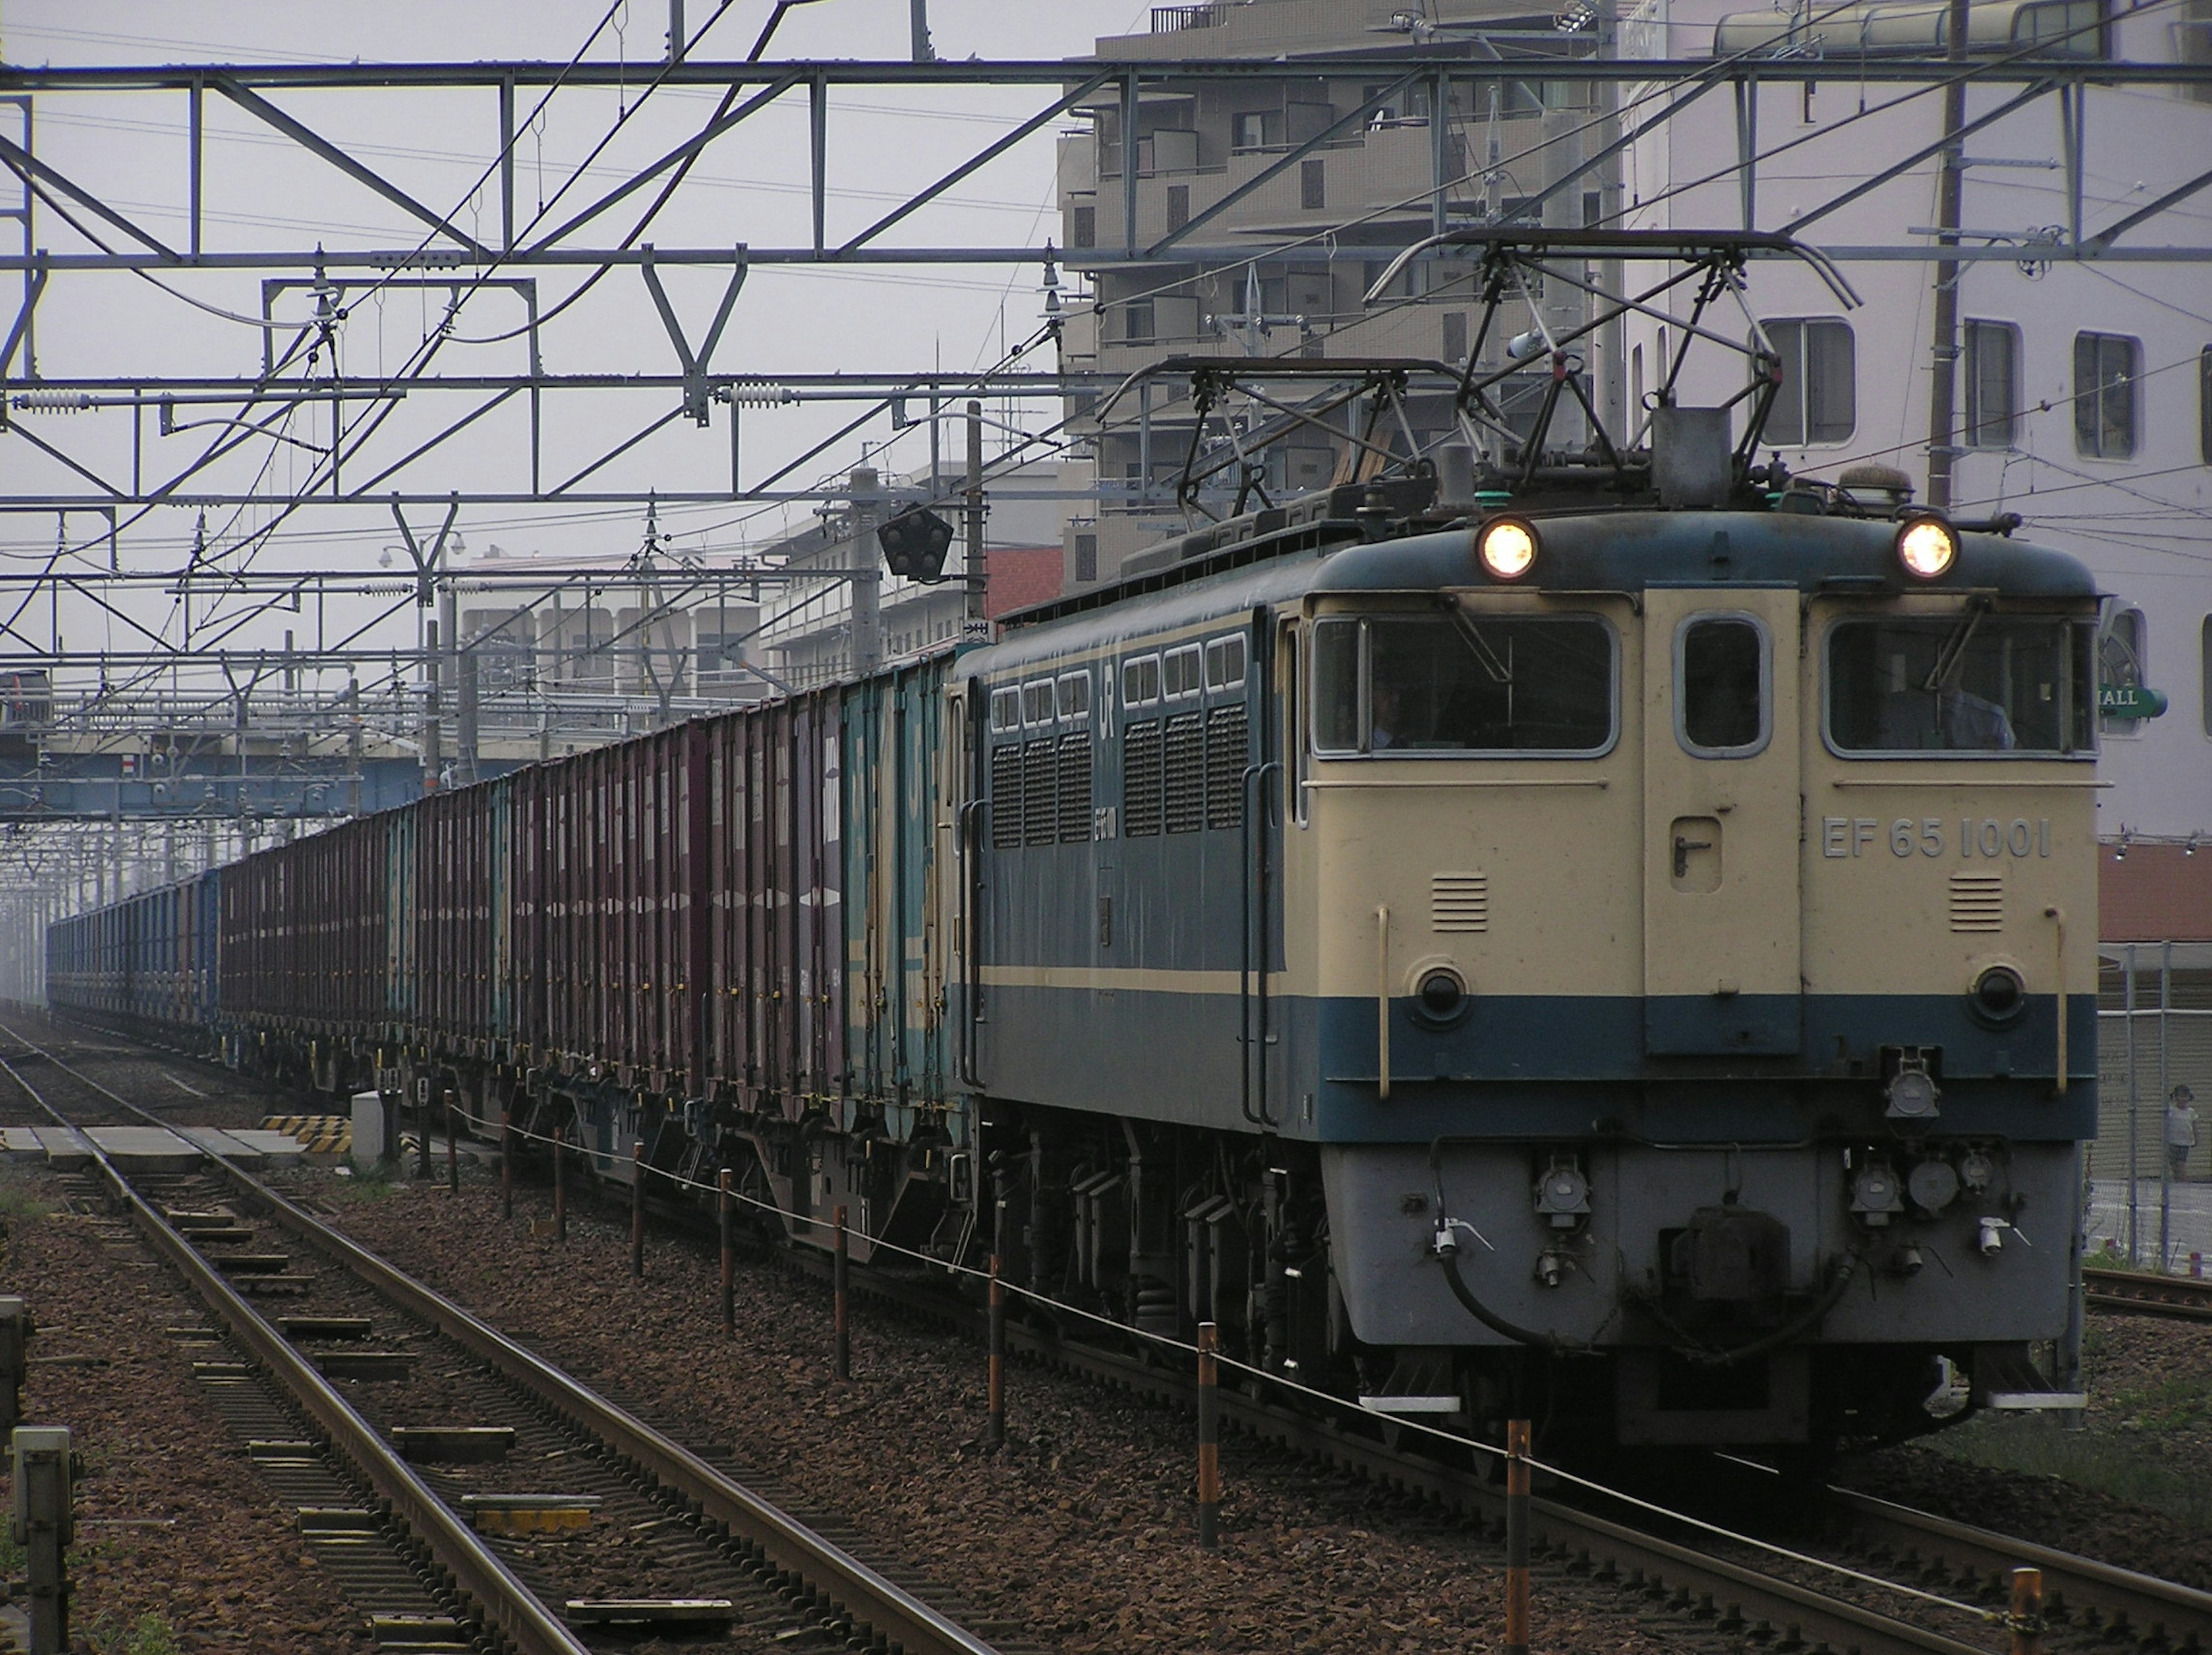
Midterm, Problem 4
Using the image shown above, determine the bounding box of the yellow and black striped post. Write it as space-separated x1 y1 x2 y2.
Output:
2009 1567 2043 1655
500 1108 513 1221
553 1125 567 1244
631 1141 646 1278
1196 1321 1220 1550
832 1204 851 1381
984 1253 1006 1450
1505 1417 1531 1655
445 1090 460 1194
718 1168 736 1334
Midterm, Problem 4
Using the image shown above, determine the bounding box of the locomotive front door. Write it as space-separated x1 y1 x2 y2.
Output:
1641 585 1802 1055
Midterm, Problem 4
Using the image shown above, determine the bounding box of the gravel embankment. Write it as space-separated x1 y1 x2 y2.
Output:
321 1166 1730 1655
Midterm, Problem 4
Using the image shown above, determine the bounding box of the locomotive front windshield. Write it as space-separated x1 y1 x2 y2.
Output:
1826 613 2096 756
1312 612 1615 755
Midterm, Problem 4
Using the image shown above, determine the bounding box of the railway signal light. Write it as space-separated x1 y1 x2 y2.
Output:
878 506 955 582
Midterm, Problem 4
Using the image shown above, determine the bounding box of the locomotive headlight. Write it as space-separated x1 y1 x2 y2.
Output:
1411 965 1472 1028
1477 517 1539 581
1895 515 1958 580
1970 964 2026 1024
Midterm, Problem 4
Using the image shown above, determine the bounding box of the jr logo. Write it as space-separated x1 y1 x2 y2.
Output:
1821 817 2052 859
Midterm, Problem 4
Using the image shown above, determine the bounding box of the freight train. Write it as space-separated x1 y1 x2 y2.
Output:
47 235 2100 1457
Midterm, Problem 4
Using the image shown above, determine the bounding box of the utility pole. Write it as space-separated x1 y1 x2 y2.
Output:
849 467 883 676
1923 0 1972 509
964 400 988 642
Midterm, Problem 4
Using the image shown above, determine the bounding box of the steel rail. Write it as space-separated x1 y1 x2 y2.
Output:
2084 1265 2212 1322
987 1320 1995 1655
2 1021 1005 1655
232 1166 1005 1655
1822 1485 2212 1649
772 1249 1997 1655
0 1037 593 1655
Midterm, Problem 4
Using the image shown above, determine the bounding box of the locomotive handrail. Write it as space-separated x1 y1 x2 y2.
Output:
955 796 987 1090
1376 904 1391 1103
1237 758 1282 1130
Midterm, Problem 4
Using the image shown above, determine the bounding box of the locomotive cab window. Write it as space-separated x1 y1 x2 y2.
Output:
1826 613 2095 755
1022 679 1055 727
1311 611 1615 755
1676 614 1770 757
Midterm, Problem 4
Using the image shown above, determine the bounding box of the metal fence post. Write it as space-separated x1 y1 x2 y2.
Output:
553 1125 567 1244
1196 1321 1220 1549
418 1079 433 1179
0 1297 27 1433
984 1254 1006 1450
631 1141 646 1278
833 1203 851 1381
719 1168 736 1333
445 1089 460 1194
2009 1567 2044 1655
12 1423 73 1655
500 1107 513 1221
1506 1418 1532 1655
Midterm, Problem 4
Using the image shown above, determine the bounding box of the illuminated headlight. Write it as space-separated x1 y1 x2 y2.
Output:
1477 517 1539 581
1895 515 1958 580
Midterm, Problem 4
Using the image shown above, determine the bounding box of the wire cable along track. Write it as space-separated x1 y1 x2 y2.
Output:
0 1020 1007 1655
806 1227 2212 1655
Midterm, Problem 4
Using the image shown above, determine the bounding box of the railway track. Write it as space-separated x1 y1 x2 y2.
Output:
2084 1266 2212 1323
0 1022 1014 1655
21 1018 2212 1655
1820 1484 2212 1653
970 1303 2212 1655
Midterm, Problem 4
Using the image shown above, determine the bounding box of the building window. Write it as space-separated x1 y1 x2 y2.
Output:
1071 204 1096 249
2074 331 2139 458
1166 185 1189 232
1124 300 1154 343
2199 345 2211 464
1963 320 2018 449
1442 311 1468 362
2202 615 2212 737
1762 318 1855 445
2101 606 2146 736
1074 533 1098 584
1301 158 1325 211
1232 111 1274 152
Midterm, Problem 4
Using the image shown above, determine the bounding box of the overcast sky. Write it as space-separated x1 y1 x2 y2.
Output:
1 0 1155 617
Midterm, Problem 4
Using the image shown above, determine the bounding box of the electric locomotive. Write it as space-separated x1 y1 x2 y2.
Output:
960 234 2097 1453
